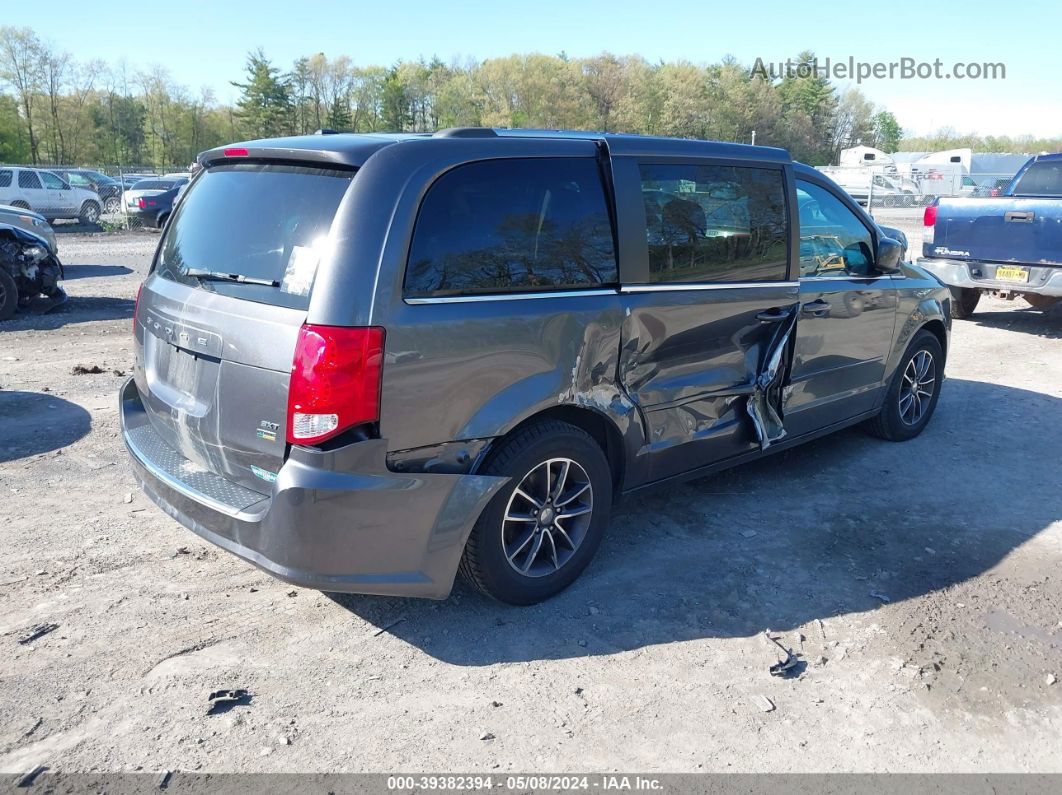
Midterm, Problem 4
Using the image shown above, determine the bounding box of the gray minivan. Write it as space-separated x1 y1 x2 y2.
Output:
121 129 950 605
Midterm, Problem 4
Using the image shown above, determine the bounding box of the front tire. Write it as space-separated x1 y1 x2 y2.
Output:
950 287 981 319
78 201 101 225
865 330 944 442
0 269 18 320
104 196 121 214
459 420 612 605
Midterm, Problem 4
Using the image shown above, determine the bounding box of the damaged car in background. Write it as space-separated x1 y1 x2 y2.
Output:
0 223 66 320
121 130 950 606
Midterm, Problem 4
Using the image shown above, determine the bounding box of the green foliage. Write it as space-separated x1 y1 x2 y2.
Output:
2 25 1050 172
231 49 291 139
0 93 29 160
872 110 902 152
899 128 1062 154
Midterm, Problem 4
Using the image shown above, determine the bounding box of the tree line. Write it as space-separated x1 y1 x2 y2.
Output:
1 25 1055 171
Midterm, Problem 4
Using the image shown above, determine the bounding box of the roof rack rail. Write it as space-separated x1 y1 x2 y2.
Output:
433 127 498 138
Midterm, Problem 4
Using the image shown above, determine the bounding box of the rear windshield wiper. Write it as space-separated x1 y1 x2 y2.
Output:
179 267 279 287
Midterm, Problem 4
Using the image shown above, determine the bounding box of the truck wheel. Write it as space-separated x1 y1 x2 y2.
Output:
0 269 19 320
865 330 944 442
104 196 121 214
1023 294 1059 311
78 201 101 225
459 420 612 605
950 287 980 319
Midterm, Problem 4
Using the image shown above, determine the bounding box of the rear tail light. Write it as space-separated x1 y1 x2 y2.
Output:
137 198 145 209
923 205 937 226
287 325 385 445
133 283 143 333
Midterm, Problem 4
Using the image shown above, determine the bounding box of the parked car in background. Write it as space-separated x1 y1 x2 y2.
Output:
919 153 1062 316
122 129 950 605
51 168 123 214
125 180 185 228
0 204 57 254
0 167 102 224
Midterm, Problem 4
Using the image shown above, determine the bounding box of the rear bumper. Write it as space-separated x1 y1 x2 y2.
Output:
917 257 1062 297
120 378 508 598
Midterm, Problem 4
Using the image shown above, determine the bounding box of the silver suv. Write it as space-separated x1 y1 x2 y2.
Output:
0 167 102 224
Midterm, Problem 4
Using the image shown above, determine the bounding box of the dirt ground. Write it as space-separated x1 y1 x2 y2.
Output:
1 219 1060 775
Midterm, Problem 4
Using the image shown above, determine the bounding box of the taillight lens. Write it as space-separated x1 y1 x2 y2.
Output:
137 198 146 209
923 205 937 226
133 283 143 333
287 325 385 445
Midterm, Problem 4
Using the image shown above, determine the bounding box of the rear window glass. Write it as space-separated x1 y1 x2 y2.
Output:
133 180 173 190
404 158 617 298
153 162 354 310
639 163 789 283
1010 160 1062 196
0 170 11 188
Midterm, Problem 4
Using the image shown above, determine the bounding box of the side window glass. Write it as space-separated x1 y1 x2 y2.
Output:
405 158 617 298
18 171 42 190
0 170 11 188
795 180 874 278
40 172 66 190
638 163 788 283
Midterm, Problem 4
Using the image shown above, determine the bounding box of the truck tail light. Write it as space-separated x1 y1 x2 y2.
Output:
287 325 385 445
923 205 937 226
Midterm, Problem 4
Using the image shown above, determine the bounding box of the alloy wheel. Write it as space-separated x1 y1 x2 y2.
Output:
899 349 936 425
501 457 593 578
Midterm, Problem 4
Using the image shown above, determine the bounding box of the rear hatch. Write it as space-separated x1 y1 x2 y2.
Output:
135 161 355 491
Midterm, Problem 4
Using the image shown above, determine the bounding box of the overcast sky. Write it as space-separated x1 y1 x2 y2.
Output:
9 0 1059 139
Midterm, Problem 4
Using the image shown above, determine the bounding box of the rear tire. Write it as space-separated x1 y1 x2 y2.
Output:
78 201 100 225
104 196 120 214
0 269 19 320
156 212 170 229
949 287 981 319
459 420 612 605
865 330 944 442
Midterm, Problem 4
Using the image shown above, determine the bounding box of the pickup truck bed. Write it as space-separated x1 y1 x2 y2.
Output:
917 154 1062 316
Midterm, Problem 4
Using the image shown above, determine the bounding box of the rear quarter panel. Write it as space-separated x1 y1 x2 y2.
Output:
307 138 645 477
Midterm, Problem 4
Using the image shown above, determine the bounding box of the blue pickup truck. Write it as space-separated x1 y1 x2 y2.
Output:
918 153 1062 317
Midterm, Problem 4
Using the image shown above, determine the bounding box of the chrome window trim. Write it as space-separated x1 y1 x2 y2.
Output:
798 275 891 282
621 281 798 293
404 288 618 305
404 281 803 303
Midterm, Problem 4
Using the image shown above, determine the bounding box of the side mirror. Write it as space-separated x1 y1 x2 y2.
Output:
875 236 904 274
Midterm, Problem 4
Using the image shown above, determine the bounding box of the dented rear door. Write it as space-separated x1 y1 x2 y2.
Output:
612 156 798 483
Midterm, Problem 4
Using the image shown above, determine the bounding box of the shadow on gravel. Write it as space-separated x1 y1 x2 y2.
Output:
0 391 91 462
331 377 1062 664
967 305 1062 339
0 297 134 331
62 264 134 279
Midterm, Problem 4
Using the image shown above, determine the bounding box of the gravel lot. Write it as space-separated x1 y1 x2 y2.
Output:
1 217 1060 774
